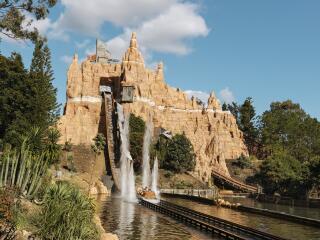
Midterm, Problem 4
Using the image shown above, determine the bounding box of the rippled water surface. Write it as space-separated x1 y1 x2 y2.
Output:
97 195 215 240
164 196 320 240
224 196 320 220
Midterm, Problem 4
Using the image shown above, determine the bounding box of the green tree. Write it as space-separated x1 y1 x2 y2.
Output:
226 102 240 125
222 102 228 111
0 53 33 146
0 0 57 42
258 150 309 197
160 134 196 173
129 114 145 172
260 100 320 162
239 97 258 155
29 38 59 130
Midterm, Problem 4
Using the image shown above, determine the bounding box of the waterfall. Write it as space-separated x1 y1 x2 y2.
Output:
151 156 159 199
142 121 153 188
117 103 137 202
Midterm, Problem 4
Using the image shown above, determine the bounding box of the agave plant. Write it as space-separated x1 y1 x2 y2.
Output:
0 139 49 199
36 181 99 240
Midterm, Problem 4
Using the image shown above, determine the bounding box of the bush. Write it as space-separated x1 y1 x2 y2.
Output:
173 180 193 189
160 134 196 173
129 114 145 172
35 181 99 240
164 171 174 178
233 154 253 169
258 150 309 197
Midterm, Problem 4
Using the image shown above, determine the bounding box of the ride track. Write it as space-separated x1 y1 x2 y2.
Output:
139 198 288 240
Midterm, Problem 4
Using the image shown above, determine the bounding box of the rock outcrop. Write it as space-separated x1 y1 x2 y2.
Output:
58 32 248 183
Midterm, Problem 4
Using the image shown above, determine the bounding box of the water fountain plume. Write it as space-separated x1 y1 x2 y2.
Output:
117 103 137 202
151 156 159 199
142 121 153 188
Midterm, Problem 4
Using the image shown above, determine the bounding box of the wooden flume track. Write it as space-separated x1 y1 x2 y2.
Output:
139 198 287 240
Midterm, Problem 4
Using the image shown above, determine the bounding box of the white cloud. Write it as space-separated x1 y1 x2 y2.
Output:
185 90 209 104
45 0 209 59
219 87 235 104
60 55 73 64
76 39 90 49
52 0 176 35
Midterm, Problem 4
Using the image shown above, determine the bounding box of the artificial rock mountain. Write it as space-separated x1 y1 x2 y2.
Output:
58 33 248 183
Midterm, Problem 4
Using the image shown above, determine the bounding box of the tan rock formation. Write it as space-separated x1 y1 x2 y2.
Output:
58 32 248 183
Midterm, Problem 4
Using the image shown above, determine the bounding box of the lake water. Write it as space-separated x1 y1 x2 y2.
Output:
96 195 320 240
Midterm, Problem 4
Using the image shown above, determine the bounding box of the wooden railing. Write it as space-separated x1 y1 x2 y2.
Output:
161 188 219 199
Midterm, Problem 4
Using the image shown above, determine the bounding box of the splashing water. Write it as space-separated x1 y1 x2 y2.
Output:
151 156 160 199
142 121 153 188
117 103 137 202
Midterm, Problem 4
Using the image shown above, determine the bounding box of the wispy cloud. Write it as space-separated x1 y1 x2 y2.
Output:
219 87 235 104
75 39 90 49
185 90 210 104
60 55 73 64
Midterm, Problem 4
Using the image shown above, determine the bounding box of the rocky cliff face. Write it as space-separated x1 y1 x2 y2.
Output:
58 33 248 183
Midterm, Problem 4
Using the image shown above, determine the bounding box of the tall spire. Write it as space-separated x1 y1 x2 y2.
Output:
122 32 144 66
130 32 138 49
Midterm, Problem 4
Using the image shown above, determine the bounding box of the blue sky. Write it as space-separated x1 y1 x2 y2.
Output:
1 0 320 119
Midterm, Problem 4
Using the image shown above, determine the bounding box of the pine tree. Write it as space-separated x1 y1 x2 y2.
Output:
239 97 258 155
29 38 59 129
222 102 228 111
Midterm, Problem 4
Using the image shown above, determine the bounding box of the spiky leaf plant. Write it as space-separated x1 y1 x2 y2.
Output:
36 181 99 240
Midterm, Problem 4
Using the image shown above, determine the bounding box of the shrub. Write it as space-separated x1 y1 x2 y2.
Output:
164 171 174 178
258 150 309 196
160 134 196 173
129 114 145 172
35 181 99 240
233 154 253 169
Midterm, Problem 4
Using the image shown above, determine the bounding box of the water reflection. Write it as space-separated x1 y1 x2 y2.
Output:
224 197 320 220
98 196 214 240
164 197 320 240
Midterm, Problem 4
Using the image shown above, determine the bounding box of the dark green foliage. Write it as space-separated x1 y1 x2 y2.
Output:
239 98 258 155
29 39 59 130
258 150 309 197
36 181 99 240
0 53 33 146
308 156 320 187
224 98 258 155
253 100 320 197
225 102 240 125
260 100 320 162
222 102 228 111
91 133 106 155
0 0 57 42
0 42 59 148
44 128 61 165
232 154 253 169
158 134 196 173
129 114 145 172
